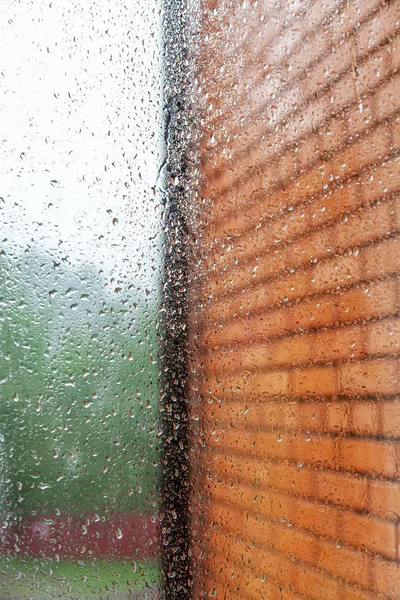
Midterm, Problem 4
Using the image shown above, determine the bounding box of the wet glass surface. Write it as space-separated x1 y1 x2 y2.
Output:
0 0 164 597
2 0 400 598
187 1 400 598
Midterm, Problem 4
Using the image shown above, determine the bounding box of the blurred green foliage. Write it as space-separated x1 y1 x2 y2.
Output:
0 249 161 520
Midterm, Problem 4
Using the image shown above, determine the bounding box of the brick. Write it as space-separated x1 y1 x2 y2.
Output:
339 357 400 395
354 45 391 98
202 278 398 354
357 2 400 55
375 72 400 121
393 116 400 152
275 148 297 182
207 534 328 600
212 427 399 479
303 42 354 99
336 0 382 39
219 397 400 439
319 114 347 154
210 428 336 469
334 124 391 178
296 136 322 172
190 3 400 598
309 183 360 226
333 200 395 252
207 369 289 399
289 296 337 331
391 31 400 70
363 235 400 279
208 531 378 600
305 0 344 37
211 452 400 518
336 436 400 478
243 269 310 312
268 207 311 248
328 69 358 111
310 253 361 294
347 400 377 437
218 400 307 433
212 505 400 597
360 156 400 203
381 398 400 437
368 478 400 516
289 27 330 85
207 307 288 345
213 561 306 600
211 478 397 559
311 325 364 363
367 316 400 355
335 278 397 322
287 96 333 149
288 228 332 267
275 335 313 366
343 98 375 139
211 252 290 299
205 286 338 341
208 335 311 373
288 366 337 396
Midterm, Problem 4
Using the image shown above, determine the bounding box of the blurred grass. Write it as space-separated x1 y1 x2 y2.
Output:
0 556 161 599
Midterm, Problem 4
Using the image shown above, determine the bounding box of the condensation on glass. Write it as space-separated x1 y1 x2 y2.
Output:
1 0 400 599
187 1 400 599
0 0 165 598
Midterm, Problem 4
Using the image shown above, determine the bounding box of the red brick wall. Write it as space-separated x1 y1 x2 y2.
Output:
189 0 400 598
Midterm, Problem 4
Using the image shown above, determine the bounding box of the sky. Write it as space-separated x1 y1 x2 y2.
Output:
0 0 165 293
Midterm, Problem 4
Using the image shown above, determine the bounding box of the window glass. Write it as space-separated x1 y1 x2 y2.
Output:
0 1 164 597
188 1 400 598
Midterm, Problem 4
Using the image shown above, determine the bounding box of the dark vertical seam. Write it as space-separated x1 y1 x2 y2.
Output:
161 1 193 598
